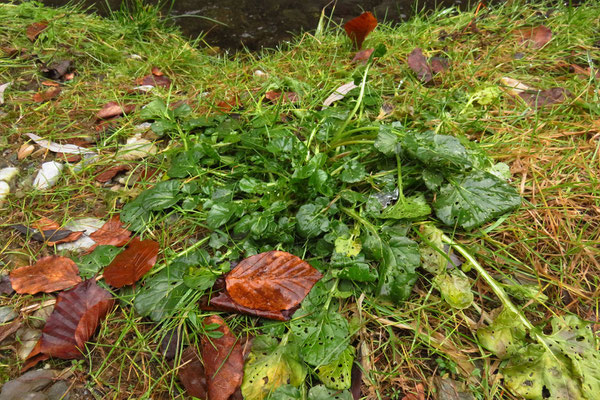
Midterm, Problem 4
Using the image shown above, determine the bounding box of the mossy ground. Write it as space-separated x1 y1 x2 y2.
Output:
0 1 599 399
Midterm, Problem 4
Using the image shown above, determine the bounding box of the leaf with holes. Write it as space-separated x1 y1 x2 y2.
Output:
10 256 81 294
291 307 349 366
308 385 353 400
201 315 244 400
316 345 354 390
28 279 114 362
241 335 306 400
226 250 322 312
103 237 159 287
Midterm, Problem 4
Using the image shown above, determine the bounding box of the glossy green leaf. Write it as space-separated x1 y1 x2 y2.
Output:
433 170 521 230
403 131 472 171
206 202 238 229
316 345 354 390
76 245 122 279
340 159 366 183
337 262 378 283
376 236 420 303
296 203 329 239
242 335 306 400
267 385 302 400
379 194 431 220
374 127 399 155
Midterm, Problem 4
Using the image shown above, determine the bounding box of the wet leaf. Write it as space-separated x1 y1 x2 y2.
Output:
88 215 131 249
201 315 244 400
76 245 123 279
477 307 526 357
178 346 208 399
94 165 130 183
514 25 552 49
316 345 354 390
241 335 306 400
351 48 374 64
103 237 159 288
0 275 14 295
379 195 431 220
430 57 450 74
26 21 48 41
32 87 61 102
41 60 72 80
344 12 377 49
96 101 136 119
407 48 432 83
137 68 171 88
434 271 473 309
28 279 114 360
308 385 353 400
10 256 81 294
226 250 322 312
433 170 522 230
518 87 569 108
203 288 292 321
432 377 474 400
296 203 330 238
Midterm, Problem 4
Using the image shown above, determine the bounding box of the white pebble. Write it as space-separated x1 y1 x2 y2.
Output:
33 161 64 190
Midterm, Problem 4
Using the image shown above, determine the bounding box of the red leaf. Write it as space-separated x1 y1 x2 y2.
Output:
407 48 433 83
178 347 208 399
33 87 61 102
89 215 132 248
203 290 291 321
430 57 450 74
26 21 48 41
352 48 374 64
10 256 82 294
96 101 136 119
514 25 552 49
94 164 130 183
225 250 322 312
103 237 159 288
30 279 114 360
344 12 378 49
201 315 244 400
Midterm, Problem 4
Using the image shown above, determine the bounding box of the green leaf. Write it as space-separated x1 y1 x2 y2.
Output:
377 236 420 303
151 120 177 136
307 385 353 400
296 203 329 239
418 224 447 275
337 262 378 283
334 237 361 257
374 127 400 155
239 177 263 193
168 147 203 178
403 131 472 171
182 267 220 290
267 385 302 400
242 335 306 400
76 245 122 279
139 98 168 120
340 160 366 183
121 180 182 230
433 170 521 230
316 345 354 390
206 202 238 229
434 271 473 309
293 153 326 180
291 307 349 366
477 307 527 357
379 194 431 220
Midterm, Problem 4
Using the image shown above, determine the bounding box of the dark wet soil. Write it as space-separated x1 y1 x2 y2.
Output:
25 0 481 50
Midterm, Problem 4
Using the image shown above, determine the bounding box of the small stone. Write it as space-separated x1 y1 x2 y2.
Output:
0 167 19 182
46 381 70 400
30 304 55 329
0 181 9 202
0 369 57 400
0 306 18 323
33 161 64 190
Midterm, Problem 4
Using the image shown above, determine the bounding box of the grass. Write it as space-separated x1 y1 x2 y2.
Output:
1 0 599 398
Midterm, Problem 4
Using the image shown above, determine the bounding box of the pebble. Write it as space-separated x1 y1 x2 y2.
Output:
0 306 18 323
33 161 64 190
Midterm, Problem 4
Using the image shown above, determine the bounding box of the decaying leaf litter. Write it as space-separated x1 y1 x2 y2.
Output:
1 1 599 399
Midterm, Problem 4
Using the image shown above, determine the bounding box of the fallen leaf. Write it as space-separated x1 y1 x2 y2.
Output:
407 48 433 83
41 60 72 81
33 216 60 231
401 383 425 400
570 63 600 79
518 87 569 107
25 133 95 155
323 82 358 107
41 80 60 87
179 346 208 398
33 87 61 103
26 21 48 41
352 48 374 64
94 165 131 183
12 224 72 242
0 275 14 295
344 12 378 49
33 161 64 190
151 67 164 76
137 68 171 88
17 143 35 160
103 237 159 287
88 215 131 248
30 217 84 245
514 25 552 49
216 97 241 113
430 57 450 74
265 91 299 104
203 290 292 321
1 46 20 58
10 256 81 294
433 376 475 400
26 279 114 364
115 134 158 161
201 315 244 400
0 319 21 343
96 101 136 119
226 250 322 312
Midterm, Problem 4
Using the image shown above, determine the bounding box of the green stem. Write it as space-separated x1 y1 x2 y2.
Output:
332 63 371 143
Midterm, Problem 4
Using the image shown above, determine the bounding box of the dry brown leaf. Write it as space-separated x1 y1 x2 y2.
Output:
94 164 131 183
514 25 552 49
88 215 131 248
265 91 299 104
352 48 374 64
33 87 61 102
226 250 322 312
408 48 433 83
178 347 208 398
96 101 136 119
10 256 81 294
18 143 35 160
103 237 159 287
26 21 48 41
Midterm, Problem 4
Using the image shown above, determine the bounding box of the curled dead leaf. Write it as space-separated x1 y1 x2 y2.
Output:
344 12 378 49
18 143 35 160
226 250 322 312
94 164 131 183
137 68 171 88
26 21 48 41
407 48 433 83
10 256 81 294
201 315 244 400
103 237 159 287
41 60 72 81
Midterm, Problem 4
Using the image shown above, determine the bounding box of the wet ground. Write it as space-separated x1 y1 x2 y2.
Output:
33 0 478 50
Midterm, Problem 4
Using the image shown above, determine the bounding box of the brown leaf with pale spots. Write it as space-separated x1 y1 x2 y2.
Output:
408 48 433 83
226 250 322 312
344 12 378 49
10 256 81 295
103 237 159 288
96 101 136 119
24 279 114 371
33 87 61 102
514 25 552 49
26 21 48 41
89 215 131 248
178 347 208 399
201 315 244 400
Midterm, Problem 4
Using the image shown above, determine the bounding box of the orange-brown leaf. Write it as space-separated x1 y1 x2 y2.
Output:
265 91 299 104
89 215 131 247
344 12 377 49
514 25 552 49
10 256 81 294
26 21 48 41
94 164 131 183
201 315 244 400
33 87 61 102
34 279 114 359
352 48 374 64
226 250 322 312
407 48 433 83
96 101 136 119
103 237 159 288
